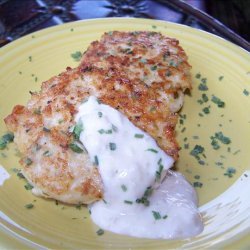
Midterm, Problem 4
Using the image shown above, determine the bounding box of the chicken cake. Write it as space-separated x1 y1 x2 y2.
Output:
5 31 192 205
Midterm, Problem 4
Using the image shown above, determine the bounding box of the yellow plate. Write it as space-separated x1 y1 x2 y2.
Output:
0 18 250 249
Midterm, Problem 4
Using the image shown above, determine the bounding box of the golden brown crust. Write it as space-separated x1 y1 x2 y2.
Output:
4 31 191 204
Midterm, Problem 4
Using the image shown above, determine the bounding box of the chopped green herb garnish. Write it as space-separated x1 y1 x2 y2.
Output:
43 127 50 133
151 65 157 71
243 89 249 96
43 150 52 157
109 142 116 151
73 121 83 140
218 76 224 81
121 184 127 192
146 148 158 153
152 25 157 29
214 132 231 144
96 229 104 236
134 134 144 138
198 82 208 91
162 215 168 219
24 183 33 190
69 143 84 153
71 51 82 61
136 186 153 206
112 124 118 132
193 182 203 188
211 95 225 108
98 129 112 134
211 138 220 150
75 203 82 210
25 203 34 209
0 132 14 150
202 93 209 102
224 167 236 178
202 107 210 114
124 200 133 205
94 155 99 166
155 163 164 181
195 73 201 79
194 175 200 180
28 56 32 62
17 172 25 179
98 112 103 118
25 158 33 166
190 145 204 158
152 211 161 220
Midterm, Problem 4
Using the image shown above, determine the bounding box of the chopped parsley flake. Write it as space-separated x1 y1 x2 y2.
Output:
121 184 127 192
98 112 103 118
109 142 116 151
155 162 164 181
152 211 161 220
134 134 144 138
0 132 14 150
124 200 133 205
202 107 210 114
96 228 104 236
211 95 225 108
194 175 200 179
243 89 249 96
224 167 236 178
146 148 158 153
25 203 34 209
112 124 118 132
71 51 82 61
198 82 208 91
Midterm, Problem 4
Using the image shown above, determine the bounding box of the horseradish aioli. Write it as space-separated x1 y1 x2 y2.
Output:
75 96 203 239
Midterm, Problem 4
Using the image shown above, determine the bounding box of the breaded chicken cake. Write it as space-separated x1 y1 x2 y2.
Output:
5 31 192 204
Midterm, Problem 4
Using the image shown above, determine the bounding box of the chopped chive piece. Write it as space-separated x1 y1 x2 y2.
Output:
94 155 99 166
211 95 225 108
243 89 249 96
43 150 52 157
71 51 82 61
112 124 118 132
109 142 116 151
152 25 157 29
69 143 84 153
224 167 236 178
150 65 157 71
218 76 224 81
98 112 103 118
162 215 168 219
121 184 127 192
17 172 25 179
146 148 158 153
24 183 33 190
202 107 210 114
211 138 220 150
198 83 208 91
136 186 153 207
102 199 107 204
43 127 50 133
193 182 203 188
124 200 133 204
25 158 33 166
202 93 209 102
155 163 164 181
75 203 82 209
96 229 104 236
25 203 34 209
73 121 83 140
195 73 201 79
194 175 200 179
190 145 204 158
0 132 14 150
214 132 231 144
152 211 161 220
98 129 112 134
134 134 144 138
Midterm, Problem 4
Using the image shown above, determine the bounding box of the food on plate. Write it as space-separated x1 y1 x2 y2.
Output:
4 31 203 238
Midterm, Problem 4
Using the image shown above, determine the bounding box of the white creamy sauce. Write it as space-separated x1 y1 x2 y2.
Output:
0 165 10 186
75 96 203 239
